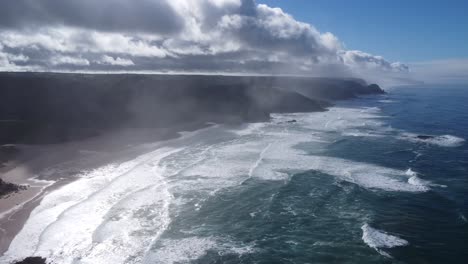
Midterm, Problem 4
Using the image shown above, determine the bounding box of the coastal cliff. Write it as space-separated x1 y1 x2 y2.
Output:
0 73 384 144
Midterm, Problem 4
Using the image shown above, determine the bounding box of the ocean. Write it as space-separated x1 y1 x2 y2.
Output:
2 85 467 263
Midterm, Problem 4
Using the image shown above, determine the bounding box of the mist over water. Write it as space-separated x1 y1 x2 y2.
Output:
2 85 468 263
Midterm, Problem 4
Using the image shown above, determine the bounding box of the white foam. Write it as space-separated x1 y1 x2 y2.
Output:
176 108 429 192
406 169 446 188
362 223 408 257
145 237 255 264
147 237 217 263
1 126 267 263
408 175 428 187
272 106 385 132
459 213 467 223
400 133 465 147
378 99 396 103
1 147 180 263
406 169 423 184
406 169 428 186
248 133 428 192
248 142 273 177
231 122 266 136
3 103 438 263
312 241 334 247
342 130 385 138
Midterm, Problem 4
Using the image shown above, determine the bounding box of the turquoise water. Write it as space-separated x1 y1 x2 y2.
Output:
2 85 467 263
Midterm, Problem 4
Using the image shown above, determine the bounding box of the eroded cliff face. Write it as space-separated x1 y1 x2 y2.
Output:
0 73 384 144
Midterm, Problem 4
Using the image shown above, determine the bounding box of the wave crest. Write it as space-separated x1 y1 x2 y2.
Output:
361 223 408 257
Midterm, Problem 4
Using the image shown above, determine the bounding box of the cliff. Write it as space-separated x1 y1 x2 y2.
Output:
0 73 384 144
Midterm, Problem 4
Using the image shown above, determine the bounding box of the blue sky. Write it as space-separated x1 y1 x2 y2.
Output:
258 0 468 63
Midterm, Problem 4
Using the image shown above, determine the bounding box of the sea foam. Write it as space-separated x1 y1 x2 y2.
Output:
1 104 433 263
241 114 430 192
405 168 446 188
400 133 465 147
1 145 185 263
362 223 408 257
146 237 255 264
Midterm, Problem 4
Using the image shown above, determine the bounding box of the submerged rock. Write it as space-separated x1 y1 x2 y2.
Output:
416 135 435 140
13 257 47 264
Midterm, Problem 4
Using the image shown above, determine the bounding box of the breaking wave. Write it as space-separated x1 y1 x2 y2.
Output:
361 223 409 257
399 133 465 147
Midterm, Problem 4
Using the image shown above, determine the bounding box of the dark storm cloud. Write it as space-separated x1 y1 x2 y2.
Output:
0 0 183 35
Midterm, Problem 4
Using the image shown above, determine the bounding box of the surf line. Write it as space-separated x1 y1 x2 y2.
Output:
247 142 274 179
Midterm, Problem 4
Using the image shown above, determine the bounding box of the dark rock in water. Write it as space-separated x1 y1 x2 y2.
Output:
13 257 47 264
0 178 26 198
417 135 435 140
276 119 298 125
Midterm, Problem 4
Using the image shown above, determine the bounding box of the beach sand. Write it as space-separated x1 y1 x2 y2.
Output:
0 124 205 256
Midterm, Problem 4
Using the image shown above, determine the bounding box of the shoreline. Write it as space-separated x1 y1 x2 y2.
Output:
0 123 210 256
0 100 387 259
1 97 392 263
0 73 385 261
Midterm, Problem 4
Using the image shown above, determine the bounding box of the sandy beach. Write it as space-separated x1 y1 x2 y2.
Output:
0 125 196 256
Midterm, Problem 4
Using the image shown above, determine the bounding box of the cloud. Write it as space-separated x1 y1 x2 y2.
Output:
340 50 409 72
98 55 135 67
0 0 184 35
0 0 409 82
50 56 90 66
0 43 30 71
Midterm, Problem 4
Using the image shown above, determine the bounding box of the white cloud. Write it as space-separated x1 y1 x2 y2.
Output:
0 44 29 71
50 56 90 66
340 50 408 72
98 55 135 66
0 52 15 70
0 0 411 82
0 28 168 58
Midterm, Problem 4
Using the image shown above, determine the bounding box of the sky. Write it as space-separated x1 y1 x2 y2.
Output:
0 0 466 85
258 0 468 62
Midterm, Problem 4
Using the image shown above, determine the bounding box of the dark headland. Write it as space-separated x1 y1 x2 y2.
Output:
0 72 384 145
0 73 384 263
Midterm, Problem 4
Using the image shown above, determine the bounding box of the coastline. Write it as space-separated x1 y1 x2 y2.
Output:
2 95 408 264
0 73 385 262
0 123 209 256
